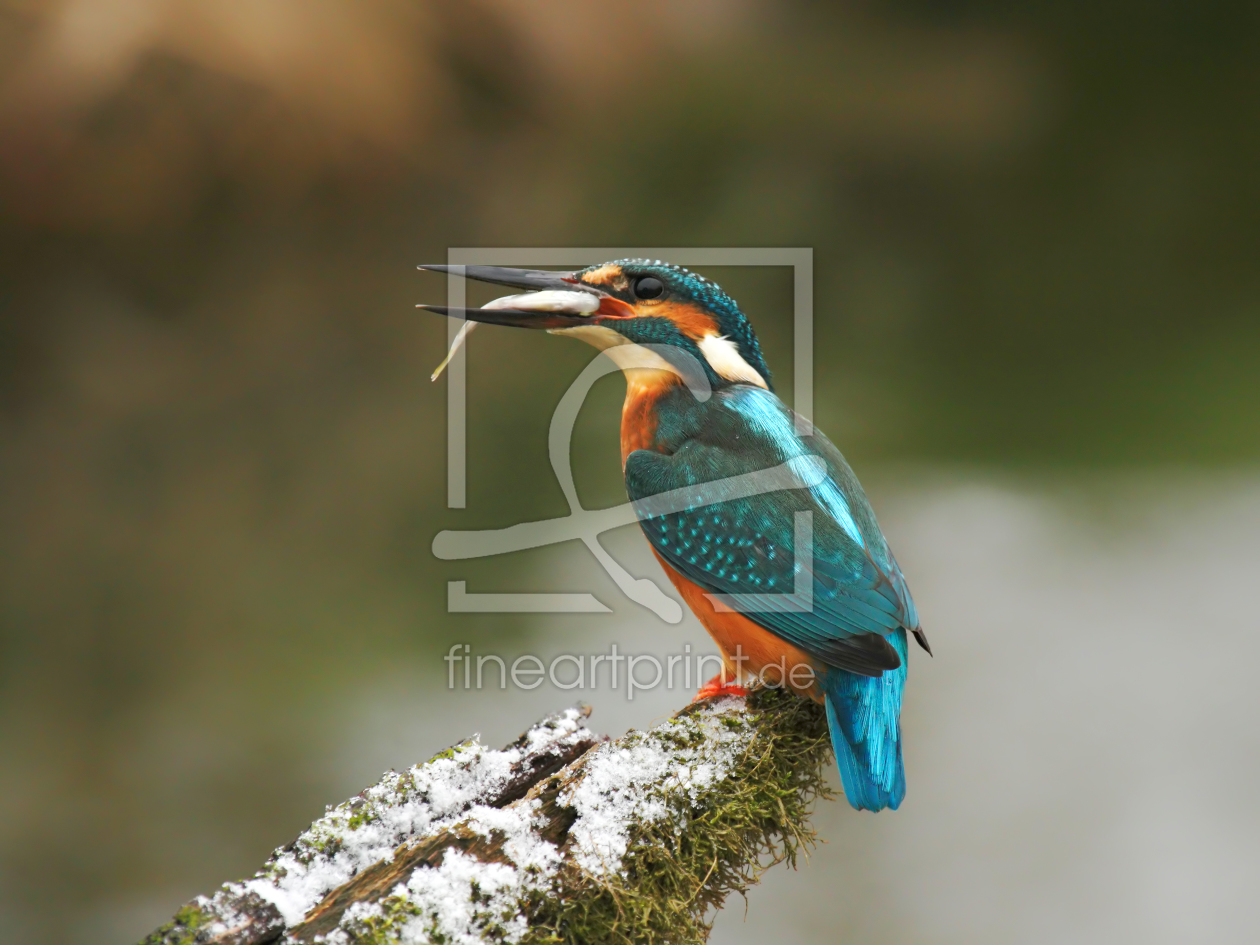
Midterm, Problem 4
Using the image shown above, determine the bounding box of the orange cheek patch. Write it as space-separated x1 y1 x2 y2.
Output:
656 302 719 340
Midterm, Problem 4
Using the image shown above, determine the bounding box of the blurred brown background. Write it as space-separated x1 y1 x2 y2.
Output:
1 2 1258 943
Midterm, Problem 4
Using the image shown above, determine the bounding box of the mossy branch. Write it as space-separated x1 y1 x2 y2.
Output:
141 688 833 945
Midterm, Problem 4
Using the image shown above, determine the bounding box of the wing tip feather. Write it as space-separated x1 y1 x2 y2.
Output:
912 626 932 656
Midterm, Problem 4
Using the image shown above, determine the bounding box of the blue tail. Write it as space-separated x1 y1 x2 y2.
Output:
823 628 908 812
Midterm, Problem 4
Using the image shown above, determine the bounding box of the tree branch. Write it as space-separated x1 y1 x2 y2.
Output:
141 688 832 945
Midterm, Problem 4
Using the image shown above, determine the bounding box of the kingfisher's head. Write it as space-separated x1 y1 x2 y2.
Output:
418 259 772 391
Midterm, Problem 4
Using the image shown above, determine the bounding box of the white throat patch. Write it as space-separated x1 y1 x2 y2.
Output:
697 334 768 388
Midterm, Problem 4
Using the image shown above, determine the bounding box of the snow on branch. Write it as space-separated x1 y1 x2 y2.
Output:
140 688 833 945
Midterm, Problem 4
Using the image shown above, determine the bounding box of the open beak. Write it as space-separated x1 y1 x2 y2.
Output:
417 264 607 329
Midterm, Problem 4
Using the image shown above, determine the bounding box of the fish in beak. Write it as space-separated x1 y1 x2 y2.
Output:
417 265 609 329
418 265 634 379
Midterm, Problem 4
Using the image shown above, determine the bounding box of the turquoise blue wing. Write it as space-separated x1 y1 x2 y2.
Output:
624 388 922 676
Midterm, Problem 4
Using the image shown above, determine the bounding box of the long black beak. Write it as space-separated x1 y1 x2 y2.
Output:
417 264 604 329
418 264 581 292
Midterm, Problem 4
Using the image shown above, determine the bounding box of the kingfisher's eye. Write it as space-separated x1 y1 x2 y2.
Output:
633 276 665 300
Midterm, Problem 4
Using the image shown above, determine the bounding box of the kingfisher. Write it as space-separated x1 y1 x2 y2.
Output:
418 260 930 812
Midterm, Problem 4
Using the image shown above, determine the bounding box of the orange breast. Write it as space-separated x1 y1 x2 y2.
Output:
652 549 825 701
620 370 683 463
620 382 660 462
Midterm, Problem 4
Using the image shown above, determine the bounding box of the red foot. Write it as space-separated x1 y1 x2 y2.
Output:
693 672 748 702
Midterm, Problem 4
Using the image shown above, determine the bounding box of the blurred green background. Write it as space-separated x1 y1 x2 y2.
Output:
1 2 1258 943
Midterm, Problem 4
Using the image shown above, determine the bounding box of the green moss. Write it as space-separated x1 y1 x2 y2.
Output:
528 687 832 945
340 881 530 945
425 738 478 766
345 806 379 832
308 832 346 857
137 903 211 945
341 896 425 945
